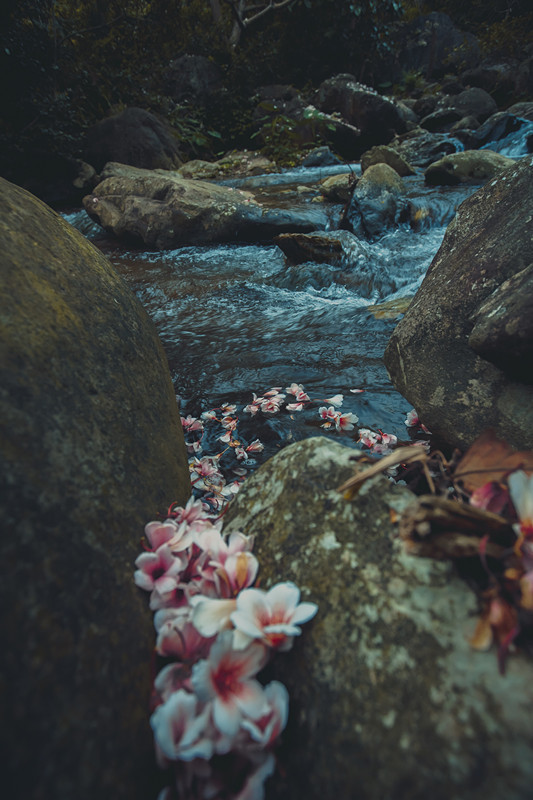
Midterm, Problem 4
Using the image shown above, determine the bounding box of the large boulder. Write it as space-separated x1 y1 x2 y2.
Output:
224 436 533 800
314 75 406 152
85 107 182 172
0 177 190 800
342 163 406 239
424 150 515 185
384 156 533 451
440 87 498 123
83 163 321 248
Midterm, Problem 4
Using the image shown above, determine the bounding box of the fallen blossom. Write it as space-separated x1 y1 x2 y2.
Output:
230 581 318 651
324 394 343 407
191 633 269 736
151 689 214 762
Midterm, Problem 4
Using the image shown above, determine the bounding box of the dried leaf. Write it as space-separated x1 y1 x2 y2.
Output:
337 446 428 499
399 495 514 559
454 429 533 493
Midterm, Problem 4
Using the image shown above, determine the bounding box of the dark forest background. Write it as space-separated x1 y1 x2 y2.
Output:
1 0 532 183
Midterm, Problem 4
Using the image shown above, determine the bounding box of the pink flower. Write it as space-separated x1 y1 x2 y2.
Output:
508 470 533 568
240 681 289 749
192 597 238 638
214 552 259 598
191 633 269 736
358 428 380 448
201 409 218 421
230 582 318 652
286 403 304 411
405 409 420 427
154 607 215 662
470 481 510 516
134 544 185 595
246 440 264 454
181 415 204 433
150 689 214 762
334 412 358 432
324 394 343 407
144 520 181 551
318 406 337 421
285 383 310 402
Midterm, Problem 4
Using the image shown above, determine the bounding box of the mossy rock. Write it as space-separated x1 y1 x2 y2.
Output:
225 436 533 800
0 177 190 800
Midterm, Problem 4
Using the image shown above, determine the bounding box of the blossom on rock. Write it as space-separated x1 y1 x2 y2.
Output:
230 581 318 651
150 689 214 762
191 632 269 736
134 544 186 595
240 680 289 750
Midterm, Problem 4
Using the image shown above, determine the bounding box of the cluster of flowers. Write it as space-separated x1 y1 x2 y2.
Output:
181 384 418 516
134 497 318 800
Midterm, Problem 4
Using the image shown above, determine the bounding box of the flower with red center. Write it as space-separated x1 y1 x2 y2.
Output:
334 412 358 432
191 632 268 736
134 544 186 595
405 409 420 427
230 581 318 652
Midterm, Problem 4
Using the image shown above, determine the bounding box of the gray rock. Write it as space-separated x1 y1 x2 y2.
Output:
0 177 191 800
83 163 321 248
468 262 533 384
274 230 369 267
420 108 462 132
392 128 458 168
424 150 515 185
343 163 406 239
314 75 406 152
442 87 498 122
224 436 533 800
384 156 533 451
361 145 415 177
85 107 182 172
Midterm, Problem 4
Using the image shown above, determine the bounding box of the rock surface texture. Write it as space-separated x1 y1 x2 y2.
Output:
424 149 515 185
224 436 533 800
0 178 190 800
83 163 320 247
85 107 182 171
384 156 533 451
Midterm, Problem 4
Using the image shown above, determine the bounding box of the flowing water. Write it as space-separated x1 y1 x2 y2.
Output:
64 169 479 468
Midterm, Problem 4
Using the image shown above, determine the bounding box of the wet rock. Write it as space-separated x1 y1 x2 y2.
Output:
274 230 368 267
177 151 277 180
343 163 406 239
0 178 191 800
85 107 182 172
314 75 406 152
424 150 514 185
301 146 342 167
466 112 531 148
391 127 458 168
162 54 222 104
507 101 533 121
468 263 533 385
224 436 533 800
361 145 415 177
384 156 533 451
319 172 354 203
83 163 320 248
441 87 498 123
420 108 462 132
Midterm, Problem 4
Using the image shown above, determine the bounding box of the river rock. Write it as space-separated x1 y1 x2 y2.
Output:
314 75 406 152
0 178 191 799
465 112 531 149
384 156 533 451
391 127 458 168
274 230 368 267
223 436 533 800
468 262 533 385
83 163 320 248
342 163 406 239
319 172 354 203
361 145 415 177
85 107 182 172
507 101 533 121
439 87 498 123
424 150 514 185
420 107 462 132
177 151 277 180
